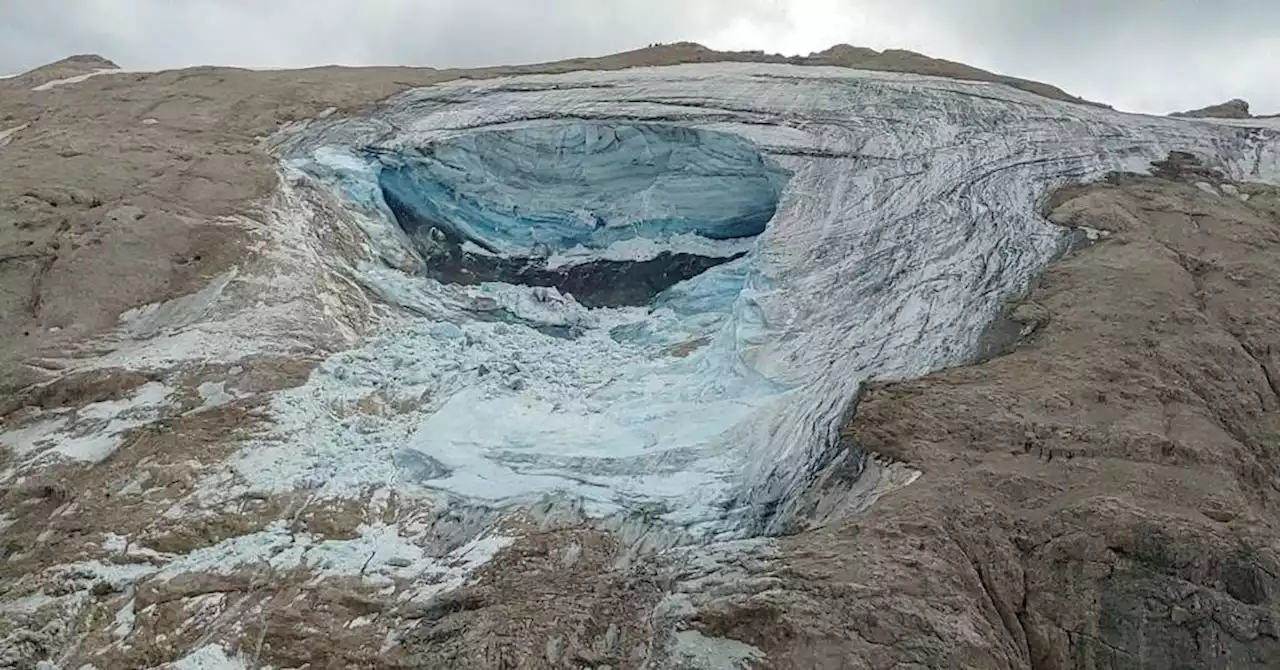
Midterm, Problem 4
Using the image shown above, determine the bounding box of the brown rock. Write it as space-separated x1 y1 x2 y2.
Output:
1171 98 1252 119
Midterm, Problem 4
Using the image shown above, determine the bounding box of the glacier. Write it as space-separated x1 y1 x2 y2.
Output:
237 62 1280 543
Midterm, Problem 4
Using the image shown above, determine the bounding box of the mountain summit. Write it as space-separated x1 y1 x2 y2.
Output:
1171 97 1253 118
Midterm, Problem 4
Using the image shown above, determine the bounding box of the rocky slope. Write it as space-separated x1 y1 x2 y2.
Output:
1 44 1280 670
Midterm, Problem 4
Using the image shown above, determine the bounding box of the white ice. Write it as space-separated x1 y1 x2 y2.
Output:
160 644 248 670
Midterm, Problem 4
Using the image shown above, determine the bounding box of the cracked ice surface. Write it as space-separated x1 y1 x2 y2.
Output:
243 63 1280 538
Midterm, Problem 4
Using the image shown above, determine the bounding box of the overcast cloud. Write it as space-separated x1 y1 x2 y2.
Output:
2 0 1277 114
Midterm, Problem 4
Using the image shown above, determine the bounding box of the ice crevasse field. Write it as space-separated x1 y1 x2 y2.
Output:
224 62 1280 545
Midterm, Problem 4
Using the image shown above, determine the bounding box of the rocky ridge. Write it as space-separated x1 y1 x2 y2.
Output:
1172 98 1254 119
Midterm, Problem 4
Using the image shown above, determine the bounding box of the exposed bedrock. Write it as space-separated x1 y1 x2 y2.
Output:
393 237 748 309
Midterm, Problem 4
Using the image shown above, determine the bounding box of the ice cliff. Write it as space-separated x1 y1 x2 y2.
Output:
244 62 1280 544
373 122 788 307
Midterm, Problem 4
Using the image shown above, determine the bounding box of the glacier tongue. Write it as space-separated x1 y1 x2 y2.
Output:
244 62 1280 540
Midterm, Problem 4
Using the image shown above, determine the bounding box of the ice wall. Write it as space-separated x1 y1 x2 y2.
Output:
376 123 789 257
255 63 1280 541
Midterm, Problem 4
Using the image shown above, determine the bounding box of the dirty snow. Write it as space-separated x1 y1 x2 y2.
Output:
0 382 172 463
0 593 56 615
112 598 137 641
0 123 28 147
161 644 248 670
669 630 764 670
152 519 514 594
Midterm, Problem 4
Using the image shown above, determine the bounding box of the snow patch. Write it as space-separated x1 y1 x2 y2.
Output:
195 381 237 410
119 269 238 339
161 644 248 670
31 68 118 91
0 416 71 457
153 520 514 594
669 630 763 669
101 533 129 554
0 123 28 147
1078 226 1110 241
0 382 172 463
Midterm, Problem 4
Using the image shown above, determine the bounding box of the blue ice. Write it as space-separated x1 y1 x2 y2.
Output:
373 123 790 256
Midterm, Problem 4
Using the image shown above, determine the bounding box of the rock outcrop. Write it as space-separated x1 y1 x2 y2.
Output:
806 44 1105 107
1171 98 1253 119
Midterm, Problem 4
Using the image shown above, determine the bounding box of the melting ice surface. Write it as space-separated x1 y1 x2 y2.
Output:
260 62 1280 539
275 120 796 531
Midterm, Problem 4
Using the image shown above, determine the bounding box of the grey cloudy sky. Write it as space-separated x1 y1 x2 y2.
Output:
2 0 1277 114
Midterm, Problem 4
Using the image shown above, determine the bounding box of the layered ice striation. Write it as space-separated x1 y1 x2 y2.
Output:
379 123 788 254
260 63 1280 539
371 123 788 307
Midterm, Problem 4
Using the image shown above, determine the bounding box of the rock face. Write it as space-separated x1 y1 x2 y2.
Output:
1 44 1280 670
1171 98 1253 119
806 43 1105 107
